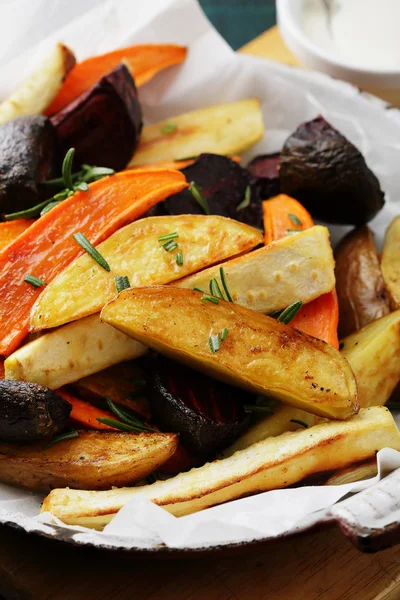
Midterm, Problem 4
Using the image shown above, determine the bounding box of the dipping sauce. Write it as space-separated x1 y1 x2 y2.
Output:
302 0 400 71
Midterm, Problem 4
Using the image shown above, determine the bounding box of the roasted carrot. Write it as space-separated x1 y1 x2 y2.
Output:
0 169 187 356
56 389 118 431
0 220 34 252
263 194 339 348
46 44 187 116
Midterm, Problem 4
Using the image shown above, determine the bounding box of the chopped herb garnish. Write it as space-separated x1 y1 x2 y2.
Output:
277 300 303 324
62 147 76 191
209 333 221 353
201 294 219 305
221 327 229 341
158 231 179 242
175 155 198 161
73 232 111 271
268 309 283 319
44 429 79 449
115 275 130 293
288 213 302 226
97 418 148 432
176 249 184 266
24 274 47 288
104 396 155 432
193 287 206 294
219 266 233 302
286 229 301 235
290 419 308 428
161 122 177 135
209 278 225 300
244 405 274 415
189 182 210 215
40 200 62 216
162 239 179 252
236 185 251 211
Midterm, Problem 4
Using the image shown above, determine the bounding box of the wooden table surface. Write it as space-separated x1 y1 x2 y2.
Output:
2 26 400 600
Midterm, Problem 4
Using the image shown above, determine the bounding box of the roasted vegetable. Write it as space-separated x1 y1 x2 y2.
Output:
325 459 377 486
150 355 251 455
128 99 264 166
0 43 75 124
0 430 178 492
41 407 399 525
280 117 385 225
340 310 400 408
177 226 335 314
101 287 358 420
29 215 262 330
51 64 142 171
0 220 34 251
0 168 187 356
247 152 280 202
0 115 59 214
46 44 187 115
0 380 71 442
381 216 400 309
5 315 148 390
335 226 390 338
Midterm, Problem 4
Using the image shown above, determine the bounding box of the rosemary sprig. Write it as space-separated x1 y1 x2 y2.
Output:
209 278 225 300
219 266 233 302
115 275 130 293
236 185 251 211
44 429 79 449
73 232 111 272
161 122 177 135
209 333 221 353
103 396 155 432
24 274 47 288
288 213 302 226
97 418 147 432
290 419 308 428
277 300 303 324
189 182 210 215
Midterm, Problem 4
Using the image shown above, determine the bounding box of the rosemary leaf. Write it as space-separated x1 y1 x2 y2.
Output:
176 249 184 266
96 418 145 432
40 200 62 216
201 294 219 305
73 232 111 272
209 278 225 300
244 405 274 415
161 122 177 135
277 300 303 324
221 327 229 341
288 213 302 226
24 274 47 288
290 419 308 428
115 275 130 293
104 396 155 431
189 182 210 215
62 148 75 191
236 185 251 211
162 239 178 252
44 429 79 449
268 309 283 319
209 333 221 353
219 266 233 302
158 231 179 242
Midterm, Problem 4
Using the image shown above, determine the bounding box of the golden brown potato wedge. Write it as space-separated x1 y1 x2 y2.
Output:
324 459 378 486
42 407 399 526
101 287 358 419
0 44 75 124
381 216 400 309
177 226 335 313
5 315 147 390
0 430 178 492
30 215 262 330
128 99 264 166
335 226 390 338
72 361 150 419
340 310 400 408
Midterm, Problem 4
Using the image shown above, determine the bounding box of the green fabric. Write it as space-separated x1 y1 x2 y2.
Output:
199 0 277 50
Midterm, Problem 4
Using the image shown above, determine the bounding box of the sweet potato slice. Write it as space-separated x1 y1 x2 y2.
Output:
0 43 75 124
128 99 264 166
42 407 398 525
176 226 335 314
101 287 358 419
381 216 400 309
0 430 177 492
29 215 262 330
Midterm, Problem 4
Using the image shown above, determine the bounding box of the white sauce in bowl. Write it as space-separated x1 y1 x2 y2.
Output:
303 0 400 71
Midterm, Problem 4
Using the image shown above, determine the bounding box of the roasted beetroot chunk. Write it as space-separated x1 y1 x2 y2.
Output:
247 152 280 202
280 116 385 225
0 115 59 214
166 153 264 229
150 355 251 456
51 64 142 171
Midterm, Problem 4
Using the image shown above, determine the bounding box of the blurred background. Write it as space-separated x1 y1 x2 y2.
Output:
199 0 276 49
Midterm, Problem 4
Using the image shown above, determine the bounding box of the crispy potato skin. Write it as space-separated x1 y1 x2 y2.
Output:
335 226 390 338
101 287 358 419
42 407 400 525
382 216 400 309
0 430 177 492
341 310 400 407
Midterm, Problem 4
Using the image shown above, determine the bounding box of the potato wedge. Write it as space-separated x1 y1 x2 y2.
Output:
101 287 358 419
340 310 400 408
382 216 400 309
0 44 75 124
176 226 335 313
42 407 399 525
128 99 264 166
30 215 262 330
0 430 177 492
5 315 147 390
324 459 377 486
335 226 390 338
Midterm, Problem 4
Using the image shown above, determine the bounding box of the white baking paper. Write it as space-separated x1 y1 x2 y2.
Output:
0 0 400 551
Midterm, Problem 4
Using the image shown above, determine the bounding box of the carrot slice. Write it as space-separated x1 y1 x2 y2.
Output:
46 44 187 116
0 168 187 356
262 194 339 348
0 220 34 252
56 389 118 431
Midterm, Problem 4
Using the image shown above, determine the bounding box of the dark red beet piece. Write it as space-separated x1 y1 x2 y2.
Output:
150 355 252 456
247 152 281 202
51 64 142 171
280 116 385 225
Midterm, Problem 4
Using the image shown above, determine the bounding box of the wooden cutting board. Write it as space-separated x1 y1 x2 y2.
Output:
2 27 400 600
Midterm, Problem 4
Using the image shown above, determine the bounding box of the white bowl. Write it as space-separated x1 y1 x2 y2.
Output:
276 0 400 90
